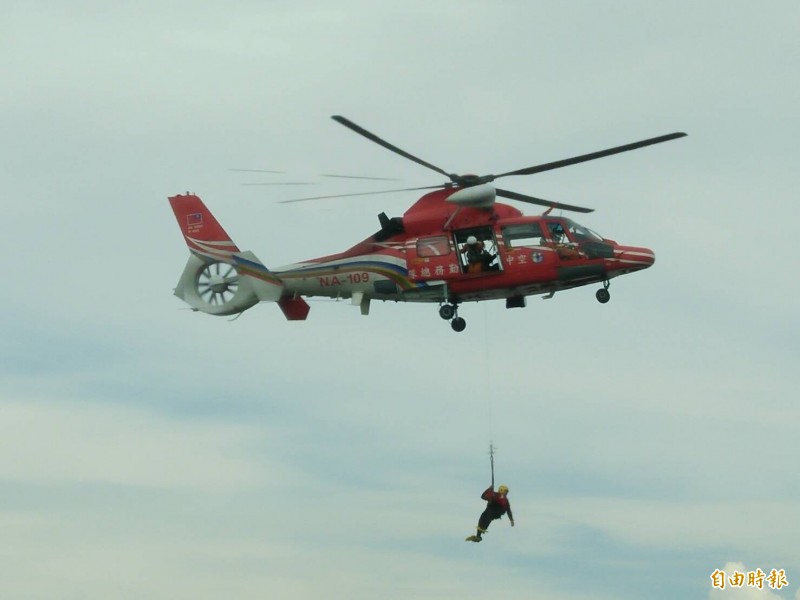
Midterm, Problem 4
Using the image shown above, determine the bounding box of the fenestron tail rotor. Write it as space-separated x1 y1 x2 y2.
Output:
197 262 239 307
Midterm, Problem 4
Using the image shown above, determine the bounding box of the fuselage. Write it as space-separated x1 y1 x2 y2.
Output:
274 189 654 305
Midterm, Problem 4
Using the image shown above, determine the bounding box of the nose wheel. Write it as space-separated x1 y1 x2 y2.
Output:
439 303 467 332
596 280 611 304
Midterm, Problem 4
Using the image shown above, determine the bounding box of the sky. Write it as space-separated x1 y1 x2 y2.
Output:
1 2 799 599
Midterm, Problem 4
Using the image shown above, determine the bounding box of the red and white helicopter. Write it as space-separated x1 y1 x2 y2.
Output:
169 116 685 332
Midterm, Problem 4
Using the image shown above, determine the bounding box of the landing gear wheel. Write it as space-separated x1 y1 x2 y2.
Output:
439 304 456 320
596 288 611 304
451 317 467 332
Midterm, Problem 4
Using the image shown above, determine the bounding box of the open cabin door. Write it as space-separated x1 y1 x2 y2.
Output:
453 226 503 275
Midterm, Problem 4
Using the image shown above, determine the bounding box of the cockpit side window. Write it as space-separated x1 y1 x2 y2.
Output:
564 219 603 242
502 223 544 247
416 235 451 257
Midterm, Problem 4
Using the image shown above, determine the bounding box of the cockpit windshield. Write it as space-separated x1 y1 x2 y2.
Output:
563 219 603 242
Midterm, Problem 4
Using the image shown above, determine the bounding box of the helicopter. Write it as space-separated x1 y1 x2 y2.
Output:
168 116 686 332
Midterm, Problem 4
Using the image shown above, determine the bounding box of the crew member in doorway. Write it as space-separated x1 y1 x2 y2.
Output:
462 235 494 273
465 484 514 542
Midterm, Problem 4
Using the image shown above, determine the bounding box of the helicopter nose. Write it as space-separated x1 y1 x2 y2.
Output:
622 246 655 269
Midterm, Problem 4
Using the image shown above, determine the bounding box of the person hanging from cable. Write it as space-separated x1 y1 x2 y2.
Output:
466 443 514 542
465 484 515 542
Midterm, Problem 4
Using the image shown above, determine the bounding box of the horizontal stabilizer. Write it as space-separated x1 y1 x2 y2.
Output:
279 297 310 320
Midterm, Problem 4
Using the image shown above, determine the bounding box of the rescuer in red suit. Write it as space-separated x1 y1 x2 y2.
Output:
465 484 514 542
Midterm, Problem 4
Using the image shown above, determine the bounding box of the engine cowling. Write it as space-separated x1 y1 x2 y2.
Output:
445 183 496 208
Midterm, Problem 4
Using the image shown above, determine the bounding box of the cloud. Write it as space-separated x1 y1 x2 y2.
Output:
0 398 275 489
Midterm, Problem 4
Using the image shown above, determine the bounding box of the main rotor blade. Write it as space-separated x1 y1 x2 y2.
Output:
242 182 316 186
280 185 444 204
494 132 687 179
321 174 403 181
232 170 399 180
495 188 594 213
239 181 319 185
332 115 453 180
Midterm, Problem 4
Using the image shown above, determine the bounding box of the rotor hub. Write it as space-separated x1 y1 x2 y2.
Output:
456 173 481 186
197 261 240 306
208 275 229 293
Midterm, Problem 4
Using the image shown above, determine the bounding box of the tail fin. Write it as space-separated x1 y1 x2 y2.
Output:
169 193 240 262
168 193 287 317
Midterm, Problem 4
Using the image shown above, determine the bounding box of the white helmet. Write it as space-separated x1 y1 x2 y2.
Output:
466 235 478 244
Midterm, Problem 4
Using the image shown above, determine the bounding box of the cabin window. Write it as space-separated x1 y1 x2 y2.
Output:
502 223 544 247
416 235 451 257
